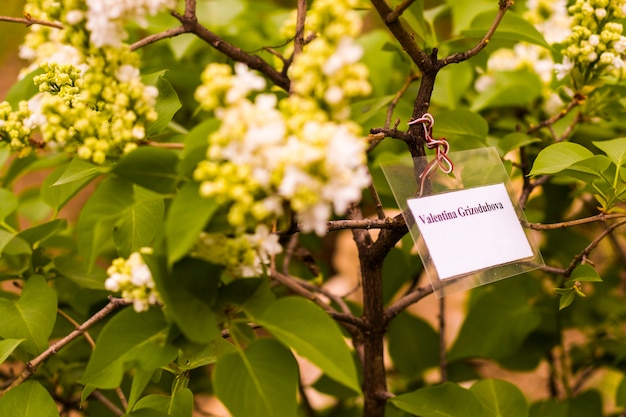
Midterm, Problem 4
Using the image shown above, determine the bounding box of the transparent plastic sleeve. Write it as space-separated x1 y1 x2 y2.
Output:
380 147 544 297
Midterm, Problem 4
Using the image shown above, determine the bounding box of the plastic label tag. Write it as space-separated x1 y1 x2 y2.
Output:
380 147 543 297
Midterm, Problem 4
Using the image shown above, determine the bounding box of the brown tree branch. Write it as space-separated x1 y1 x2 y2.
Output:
524 213 626 230
383 285 433 323
171 10 290 91
386 0 416 23
563 219 626 276
0 14 63 29
437 0 514 68
130 25 188 51
289 0 308 95
0 297 130 398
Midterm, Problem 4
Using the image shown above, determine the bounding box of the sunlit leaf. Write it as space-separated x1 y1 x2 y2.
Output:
390 382 483 417
214 339 299 417
0 339 24 364
113 147 180 194
0 275 57 355
470 379 529 417
0 380 59 417
529 142 594 176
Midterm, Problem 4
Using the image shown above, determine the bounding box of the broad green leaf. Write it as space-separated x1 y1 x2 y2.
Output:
390 382 483 417
529 142 594 176
1 152 37 188
0 275 57 355
127 369 155 411
560 155 612 182
142 71 182 137
497 133 541 156
0 233 32 275
77 176 135 269
132 389 194 417
41 160 100 212
470 379 529 417
565 264 602 286
112 186 164 257
166 182 219 265
449 0 494 34
529 399 568 417
80 307 177 389
177 119 217 178
432 63 474 110
4 67 44 107
471 71 543 112
352 95 395 125
0 338 24 364
448 290 541 361
113 147 180 194
593 137 626 167
0 188 18 221
0 380 59 417
464 11 550 48
53 256 107 290
436 109 488 149
388 312 439 379
52 157 105 186
214 339 299 417
178 337 236 371
124 409 169 417
252 296 361 393
17 219 67 247
147 256 220 344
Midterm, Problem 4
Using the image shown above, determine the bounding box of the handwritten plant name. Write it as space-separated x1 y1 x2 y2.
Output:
417 201 505 225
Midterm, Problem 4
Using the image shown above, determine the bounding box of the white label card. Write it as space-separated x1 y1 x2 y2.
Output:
407 183 534 280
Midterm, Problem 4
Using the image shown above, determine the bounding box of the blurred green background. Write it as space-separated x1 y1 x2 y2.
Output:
0 0 28 96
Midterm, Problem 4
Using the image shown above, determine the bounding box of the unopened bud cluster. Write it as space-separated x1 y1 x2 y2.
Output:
0 0 173 163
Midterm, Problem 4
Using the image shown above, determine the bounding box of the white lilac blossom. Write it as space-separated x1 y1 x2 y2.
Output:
104 250 160 313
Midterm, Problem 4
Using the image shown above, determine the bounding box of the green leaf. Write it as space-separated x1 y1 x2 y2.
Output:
529 399 568 417
0 188 18 222
0 339 24 364
51 157 105 186
142 71 182 137
387 312 439 379
76 176 135 269
435 109 488 149
4 68 44 108
147 256 220 344
252 296 361 393
113 147 180 194
17 219 67 247
0 380 59 417
53 256 107 290
0 232 32 275
471 71 543 112
166 182 218 265
41 160 100 212
132 389 194 417
112 186 164 257
80 307 177 389
432 63 474 110
448 290 541 361
177 119 217 178
497 133 541 156
390 382 483 417
529 142 594 176
124 409 170 417
0 275 57 355
565 264 602 286
470 379 529 417
558 290 575 310
464 11 550 48
214 339 299 417
593 137 626 167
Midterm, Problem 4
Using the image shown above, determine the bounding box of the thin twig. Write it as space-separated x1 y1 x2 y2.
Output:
269 269 365 330
383 285 434 323
142 140 185 149
130 25 188 51
0 14 63 29
438 297 447 382
57 308 96 348
524 213 626 230
289 0 307 95
0 297 130 398
385 72 419 129
437 0 514 68
527 95 584 135
89 390 125 416
564 219 626 276
386 0 416 23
